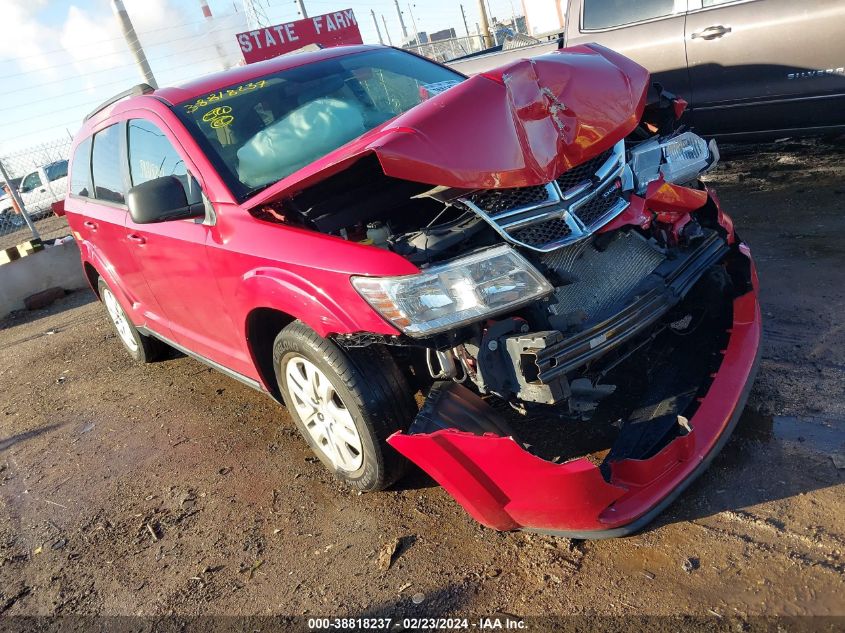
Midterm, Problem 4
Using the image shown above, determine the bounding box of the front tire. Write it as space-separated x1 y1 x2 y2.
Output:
273 321 416 492
98 279 163 363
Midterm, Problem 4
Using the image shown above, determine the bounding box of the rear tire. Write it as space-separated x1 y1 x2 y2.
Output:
273 321 416 492
97 278 163 363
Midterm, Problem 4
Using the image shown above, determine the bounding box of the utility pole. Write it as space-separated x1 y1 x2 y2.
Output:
382 15 393 45
110 0 157 88
295 0 308 18
198 0 228 70
407 3 420 44
394 0 408 40
371 9 384 44
477 0 493 48
460 4 471 38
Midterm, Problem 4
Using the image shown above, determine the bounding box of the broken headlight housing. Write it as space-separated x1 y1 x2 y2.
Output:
629 131 720 193
351 245 553 337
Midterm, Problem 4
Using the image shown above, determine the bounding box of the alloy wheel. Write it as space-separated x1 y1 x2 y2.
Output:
102 287 138 352
284 355 364 472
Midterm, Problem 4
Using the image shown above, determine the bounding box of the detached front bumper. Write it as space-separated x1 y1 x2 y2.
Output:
388 244 761 538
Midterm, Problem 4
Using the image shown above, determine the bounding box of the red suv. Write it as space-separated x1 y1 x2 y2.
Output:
66 44 761 538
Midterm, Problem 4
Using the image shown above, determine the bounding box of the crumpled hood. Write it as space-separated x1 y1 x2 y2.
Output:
247 44 650 208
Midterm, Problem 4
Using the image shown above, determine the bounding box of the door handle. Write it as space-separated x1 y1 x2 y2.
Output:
39 188 46 193
691 25 732 40
127 234 147 245
83 220 98 231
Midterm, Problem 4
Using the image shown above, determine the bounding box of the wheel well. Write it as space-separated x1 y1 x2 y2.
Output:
245 308 295 402
83 262 100 298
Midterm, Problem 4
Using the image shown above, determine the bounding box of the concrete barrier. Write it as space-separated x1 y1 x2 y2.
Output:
0 239 88 319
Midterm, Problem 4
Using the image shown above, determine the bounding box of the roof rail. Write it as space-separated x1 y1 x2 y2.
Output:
83 83 155 122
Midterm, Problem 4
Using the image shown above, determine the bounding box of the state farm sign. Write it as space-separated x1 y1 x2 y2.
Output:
236 9 363 64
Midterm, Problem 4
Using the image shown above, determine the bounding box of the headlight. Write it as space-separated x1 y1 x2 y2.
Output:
351 245 553 337
629 131 719 193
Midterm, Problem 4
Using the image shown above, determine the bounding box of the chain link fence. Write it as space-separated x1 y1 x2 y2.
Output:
1 137 74 251
404 31 544 64
403 35 488 64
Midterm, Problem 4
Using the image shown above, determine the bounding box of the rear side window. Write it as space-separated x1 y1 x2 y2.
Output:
91 124 126 204
583 0 677 30
127 119 202 206
70 139 92 197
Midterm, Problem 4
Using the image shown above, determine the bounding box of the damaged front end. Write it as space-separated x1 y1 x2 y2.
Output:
250 46 761 536
383 148 761 536
386 174 760 536
386 209 759 537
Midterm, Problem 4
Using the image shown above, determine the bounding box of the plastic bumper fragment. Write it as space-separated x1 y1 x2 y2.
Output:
388 247 761 538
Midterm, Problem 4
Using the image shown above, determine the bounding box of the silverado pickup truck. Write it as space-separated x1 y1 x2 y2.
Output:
451 0 845 140
65 44 760 538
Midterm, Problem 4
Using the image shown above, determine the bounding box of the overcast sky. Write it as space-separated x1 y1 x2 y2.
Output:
0 0 522 156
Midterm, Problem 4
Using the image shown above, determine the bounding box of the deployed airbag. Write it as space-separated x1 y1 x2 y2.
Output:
237 98 365 187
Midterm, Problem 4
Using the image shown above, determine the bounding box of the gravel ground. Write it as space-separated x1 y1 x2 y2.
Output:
0 139 843 624
0 214 70 251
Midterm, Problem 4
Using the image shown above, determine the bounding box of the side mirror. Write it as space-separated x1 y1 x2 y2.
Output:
127 176 204 224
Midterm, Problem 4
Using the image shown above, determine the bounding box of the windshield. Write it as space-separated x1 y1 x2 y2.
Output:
173 48 464 201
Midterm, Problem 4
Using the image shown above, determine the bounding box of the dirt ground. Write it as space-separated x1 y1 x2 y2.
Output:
1 139 843 625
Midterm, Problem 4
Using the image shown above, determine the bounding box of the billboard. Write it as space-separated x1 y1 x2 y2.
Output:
236 9 363 64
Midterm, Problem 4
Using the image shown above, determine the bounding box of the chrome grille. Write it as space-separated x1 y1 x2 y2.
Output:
571 185 625 229
459 140 628 253
512 218 573 248
467 185 552 216
555 147 614 195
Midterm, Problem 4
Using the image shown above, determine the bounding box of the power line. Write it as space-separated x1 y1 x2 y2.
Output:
0 21 239 81
0 13 242 64
1 34 239 100
1 44 238 125
0 46 230 114
1 69 204 146
12 34 233 92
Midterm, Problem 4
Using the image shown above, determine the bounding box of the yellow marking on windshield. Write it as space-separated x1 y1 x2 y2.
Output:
202 106 234 129
184 80 267 114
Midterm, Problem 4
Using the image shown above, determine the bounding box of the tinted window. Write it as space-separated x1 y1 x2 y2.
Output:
70 138 92 197
45 160 68 182
583 0 677 30
128 119 202 206
174 48 465 200
91 124 126 204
